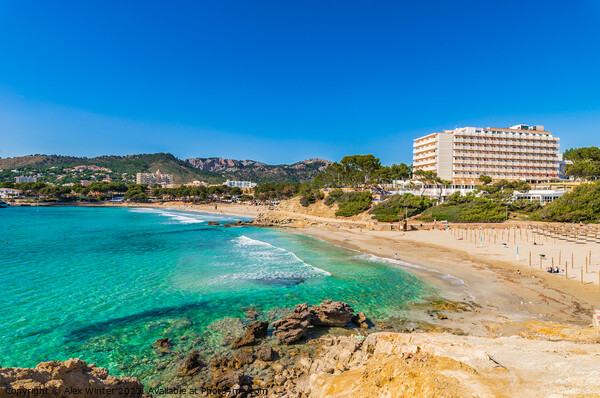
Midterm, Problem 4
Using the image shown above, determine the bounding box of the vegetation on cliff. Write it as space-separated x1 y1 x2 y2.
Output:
533 181 600 222
370 194 434 222
323 190 373 217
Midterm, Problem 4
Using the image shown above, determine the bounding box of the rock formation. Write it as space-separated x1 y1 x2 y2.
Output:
231 321 269 349
351 312 370 329
272 304 312 344
179 350 203 376
311 300 354 327
256 345 275 362
272 300 358 345
0 359 144 398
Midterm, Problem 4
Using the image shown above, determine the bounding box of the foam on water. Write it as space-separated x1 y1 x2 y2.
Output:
234 235 332 277
356 253 475 300
129 207 240 224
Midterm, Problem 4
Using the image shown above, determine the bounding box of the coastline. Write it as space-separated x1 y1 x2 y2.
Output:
24 201 600 327
120 201 600 328
5 202 600 396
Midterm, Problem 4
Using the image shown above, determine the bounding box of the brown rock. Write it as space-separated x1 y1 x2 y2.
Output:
207 221 219 226
311 301 354 327
351 312 370 329
152 337 170 349
272 304 312 345
213 370 244 389
209 356 230 369
256 345 275 361
180 350 203 375
232 350 254 367
0 359 144 398
231 320 269 348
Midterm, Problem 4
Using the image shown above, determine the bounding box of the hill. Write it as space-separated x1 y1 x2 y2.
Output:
0 153 223 184
185 157 332 183
0 154 333 185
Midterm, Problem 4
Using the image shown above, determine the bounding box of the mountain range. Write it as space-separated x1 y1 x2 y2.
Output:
0 153 331 184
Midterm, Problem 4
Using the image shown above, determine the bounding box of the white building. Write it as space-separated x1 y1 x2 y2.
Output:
223 180 257 188
15 176 37 183
0 188 23 198
413 124 560 183
136 170 174 186
512 189 565 204
388 180 476 200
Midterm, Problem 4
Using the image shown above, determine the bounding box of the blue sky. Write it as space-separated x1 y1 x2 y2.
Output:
1 1 599 165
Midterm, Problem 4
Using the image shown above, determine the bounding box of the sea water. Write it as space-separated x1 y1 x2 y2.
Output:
0 206 433 380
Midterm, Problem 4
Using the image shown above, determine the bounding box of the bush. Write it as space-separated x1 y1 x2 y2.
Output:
418 196 506 223
334 191 372 217
324 189 343 206
370 194 434 222
533 181 600 222
299 196 310 207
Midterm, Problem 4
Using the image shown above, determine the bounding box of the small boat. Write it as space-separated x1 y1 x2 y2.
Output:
0 200 9 208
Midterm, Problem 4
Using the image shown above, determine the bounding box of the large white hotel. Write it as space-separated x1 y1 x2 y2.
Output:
413 124 561 184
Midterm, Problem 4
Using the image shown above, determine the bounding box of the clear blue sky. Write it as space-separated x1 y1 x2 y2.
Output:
1 1 599 165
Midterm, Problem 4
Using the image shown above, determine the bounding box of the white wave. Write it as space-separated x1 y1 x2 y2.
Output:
232 235 331 277
129 207 233 224
356 253 474 299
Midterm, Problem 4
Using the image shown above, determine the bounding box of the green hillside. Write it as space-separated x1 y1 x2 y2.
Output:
0 153 224 184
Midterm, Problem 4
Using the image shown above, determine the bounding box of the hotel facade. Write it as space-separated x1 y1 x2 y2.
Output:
413 124 560 183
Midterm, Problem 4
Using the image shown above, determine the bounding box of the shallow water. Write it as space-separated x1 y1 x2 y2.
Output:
0 206 435 379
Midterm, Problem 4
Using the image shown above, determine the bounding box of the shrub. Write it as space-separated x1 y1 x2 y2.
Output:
533 181 600 222
324 189 343 206
334 191 372 217
370 194 434 222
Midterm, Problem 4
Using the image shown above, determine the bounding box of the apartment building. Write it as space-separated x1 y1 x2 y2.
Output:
15 176 37 183
413 124 560 183
136 170 174 186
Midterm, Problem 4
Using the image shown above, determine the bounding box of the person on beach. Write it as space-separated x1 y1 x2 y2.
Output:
395 252 398 260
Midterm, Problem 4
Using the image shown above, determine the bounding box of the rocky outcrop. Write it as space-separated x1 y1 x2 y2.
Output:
272 301 357 345
272 304 312 344
206 221 219 226
256 345 275 362
0 359 144 398
151 337 170 350
184 157 331 184
231 321 268 349
351 312 370 329
311 300 354 327
179 350 203 376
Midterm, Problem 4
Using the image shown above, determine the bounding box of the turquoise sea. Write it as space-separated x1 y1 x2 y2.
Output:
0 206 434 381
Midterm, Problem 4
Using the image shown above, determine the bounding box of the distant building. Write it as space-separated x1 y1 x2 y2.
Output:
81 180 92 187
184 180 209 187
413 124 561 183
73 165 112 172
136 170 174 186
0 188 23 198
512 189 565 204
15 176 37 183
223 180 257 188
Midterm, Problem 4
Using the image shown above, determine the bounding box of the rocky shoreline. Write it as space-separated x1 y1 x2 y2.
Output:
0 301 376 398
3 298 600 397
